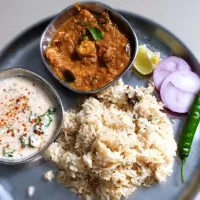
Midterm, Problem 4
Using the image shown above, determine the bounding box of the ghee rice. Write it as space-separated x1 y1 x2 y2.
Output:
45 80 177 200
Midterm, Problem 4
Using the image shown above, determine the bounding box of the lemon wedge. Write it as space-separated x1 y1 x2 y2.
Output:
133 45 160 75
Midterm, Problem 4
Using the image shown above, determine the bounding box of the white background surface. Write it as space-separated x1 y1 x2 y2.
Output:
0 0 200 61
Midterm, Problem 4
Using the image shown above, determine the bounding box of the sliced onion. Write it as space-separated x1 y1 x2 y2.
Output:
161 83 194 113
167 70 200 93
153 56 191 90
160 70 200 113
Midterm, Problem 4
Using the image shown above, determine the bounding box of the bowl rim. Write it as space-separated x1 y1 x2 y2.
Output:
40 1 138 94
0 67 64 165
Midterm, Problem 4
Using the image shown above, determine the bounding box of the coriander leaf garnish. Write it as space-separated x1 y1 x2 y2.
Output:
87 27 103 41
3 147 16 157
76 21 90 26
38 114 52 127
31 108 56 134
6 125 11 130
20 134 29 147
48 108 56 115
82 21 90 26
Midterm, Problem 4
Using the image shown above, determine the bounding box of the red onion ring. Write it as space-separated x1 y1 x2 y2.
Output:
160 70 200 113
153 56 191 90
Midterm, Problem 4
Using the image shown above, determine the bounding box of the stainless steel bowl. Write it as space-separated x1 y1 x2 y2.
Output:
40 1 138 94
0 68 64 165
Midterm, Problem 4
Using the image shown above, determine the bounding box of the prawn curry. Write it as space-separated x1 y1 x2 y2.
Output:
45 5 131 91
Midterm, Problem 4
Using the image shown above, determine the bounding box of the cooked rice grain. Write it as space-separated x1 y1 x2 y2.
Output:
45 80 177 200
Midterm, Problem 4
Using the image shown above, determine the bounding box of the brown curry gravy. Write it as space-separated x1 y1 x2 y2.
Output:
46 6 131 91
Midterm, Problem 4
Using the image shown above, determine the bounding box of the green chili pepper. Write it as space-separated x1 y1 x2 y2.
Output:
178 91 200 182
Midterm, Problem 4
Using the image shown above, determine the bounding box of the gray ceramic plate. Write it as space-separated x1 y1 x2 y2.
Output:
0 10 200 200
